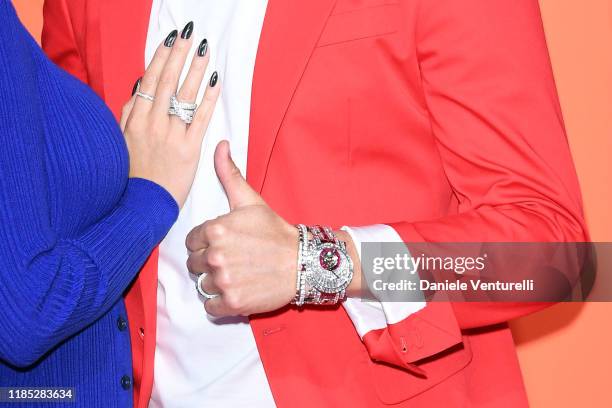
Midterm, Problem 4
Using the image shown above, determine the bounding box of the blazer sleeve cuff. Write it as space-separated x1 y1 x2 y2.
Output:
341 224 463 373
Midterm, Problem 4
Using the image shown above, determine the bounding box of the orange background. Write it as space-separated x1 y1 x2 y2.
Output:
14 0 612 406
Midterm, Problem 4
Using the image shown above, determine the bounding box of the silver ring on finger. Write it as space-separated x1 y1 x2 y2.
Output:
135 91 156 102
169 95 197 124
171 95 197 110
196 273 219 300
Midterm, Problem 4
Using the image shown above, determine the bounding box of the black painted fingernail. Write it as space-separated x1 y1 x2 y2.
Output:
164 30 178 47
131 77 142 96
181 21 194 39
198 39 208 57
209 71 218 87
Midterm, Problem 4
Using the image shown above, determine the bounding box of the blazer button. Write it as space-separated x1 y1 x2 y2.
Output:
120 375 132 390
117 316 128 331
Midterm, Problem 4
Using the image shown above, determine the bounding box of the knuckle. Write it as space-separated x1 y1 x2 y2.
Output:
206 249 225 269
206 222 226 241
215 271 232 290
199 219 212 233
140 73 157 90
224 293 242 312
185 230 198 251
228 164 242 179
177 89 197 103
186 255 198 273
200 219 212 235
159 71 177 87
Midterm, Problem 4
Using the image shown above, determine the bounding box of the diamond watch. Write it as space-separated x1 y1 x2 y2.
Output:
292 224 354 305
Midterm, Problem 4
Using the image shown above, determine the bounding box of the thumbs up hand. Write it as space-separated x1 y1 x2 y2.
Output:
185 141 298 317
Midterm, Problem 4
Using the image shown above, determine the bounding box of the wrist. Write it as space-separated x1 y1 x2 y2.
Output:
284 222 300 303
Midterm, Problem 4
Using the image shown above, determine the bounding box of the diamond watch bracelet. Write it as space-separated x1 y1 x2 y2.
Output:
291 224 354 306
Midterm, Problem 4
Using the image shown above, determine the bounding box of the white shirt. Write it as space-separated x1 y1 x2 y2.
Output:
148 1 274 407
146 1 424 407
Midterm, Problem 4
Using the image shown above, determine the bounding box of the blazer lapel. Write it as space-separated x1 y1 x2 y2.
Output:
247 0 337 192
98 0 153 119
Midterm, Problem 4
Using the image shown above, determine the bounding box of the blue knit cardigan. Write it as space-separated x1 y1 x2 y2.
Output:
0 2 178 406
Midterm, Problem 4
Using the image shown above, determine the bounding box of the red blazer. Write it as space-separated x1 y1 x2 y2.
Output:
42 0 587 406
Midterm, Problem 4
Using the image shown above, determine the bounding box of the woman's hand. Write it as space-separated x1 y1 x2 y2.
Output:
120 24 220 208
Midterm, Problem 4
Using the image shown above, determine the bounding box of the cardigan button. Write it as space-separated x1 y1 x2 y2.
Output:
117 316 128 331
120 375 132 390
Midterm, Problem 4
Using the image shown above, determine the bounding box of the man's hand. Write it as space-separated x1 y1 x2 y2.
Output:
185 141 298 317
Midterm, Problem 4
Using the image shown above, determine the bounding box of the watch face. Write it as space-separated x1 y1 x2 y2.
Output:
306 242 354 293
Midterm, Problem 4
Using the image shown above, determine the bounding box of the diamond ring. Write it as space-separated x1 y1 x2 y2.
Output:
169 95 197 124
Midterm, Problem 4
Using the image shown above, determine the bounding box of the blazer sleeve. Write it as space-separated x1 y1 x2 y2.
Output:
359 0 588 372
42 0 88 82
0 24 178 367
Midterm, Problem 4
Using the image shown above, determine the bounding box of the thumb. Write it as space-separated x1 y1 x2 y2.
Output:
214 140 263 209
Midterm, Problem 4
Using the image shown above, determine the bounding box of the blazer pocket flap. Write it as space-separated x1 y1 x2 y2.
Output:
369 335 473 405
